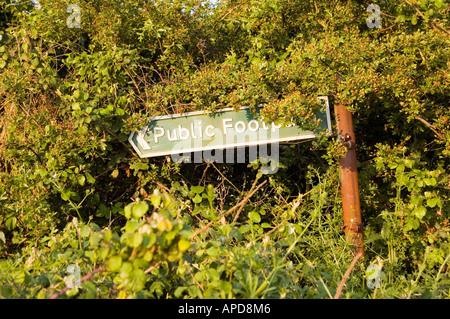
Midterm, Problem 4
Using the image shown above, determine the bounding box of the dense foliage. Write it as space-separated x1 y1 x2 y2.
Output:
0 0 449 299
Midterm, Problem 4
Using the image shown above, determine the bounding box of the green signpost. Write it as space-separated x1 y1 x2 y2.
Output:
129 96 331 158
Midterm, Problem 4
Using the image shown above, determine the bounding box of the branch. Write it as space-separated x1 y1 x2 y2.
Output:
414 115 444 139
334 253 362 299
191 180 267 239
211 162 240 192
232 176 260 223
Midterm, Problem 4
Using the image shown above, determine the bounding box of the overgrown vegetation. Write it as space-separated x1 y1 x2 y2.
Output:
0 0 449 299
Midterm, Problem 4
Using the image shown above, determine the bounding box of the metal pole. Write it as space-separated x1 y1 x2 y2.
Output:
334 104 364 256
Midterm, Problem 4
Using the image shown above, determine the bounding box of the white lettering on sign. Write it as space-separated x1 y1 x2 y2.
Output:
147 119 294 144
154 127 165 143
205 125 215 137
222 118 233 135
248 120 259 131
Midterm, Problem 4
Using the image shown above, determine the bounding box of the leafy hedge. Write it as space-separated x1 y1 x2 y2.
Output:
0 0 449 299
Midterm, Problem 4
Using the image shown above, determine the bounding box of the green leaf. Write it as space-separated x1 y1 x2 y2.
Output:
80 224 91 237
127 233 143 248
0 231 5 243
6 217 17 231
124 203 133 219
424 178 437 186
13 271 26 284
72 102 81 111
191 186 204 194
249 211 261 223
435 0 444 8
413 206 427 219
127 269 147 292
131 202 149 219
125 220 141 233
206 246 220 257
31 58 39 67
106 256 123 272
82 281 97 295
119 262 133 278
388 162 398 169
78 175 86 186
151 193 162 208
174 286 187 298
111 169 119 178
130 162 149 172
192 194 202 204
427 197 439 208
178 238 190 252
86 172 96 184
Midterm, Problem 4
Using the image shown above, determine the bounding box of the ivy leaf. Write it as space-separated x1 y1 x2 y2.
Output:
125 220 141 233
82 281 97 295
31 58 39 67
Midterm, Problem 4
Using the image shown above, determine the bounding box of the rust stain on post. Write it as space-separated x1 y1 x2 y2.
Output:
335 104 364 256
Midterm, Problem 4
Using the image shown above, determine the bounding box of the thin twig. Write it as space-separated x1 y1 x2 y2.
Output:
199 162 211 186
232 176 260 223
414 115 444 139
334 253 362 299
211 162 240 192
102 125 136 156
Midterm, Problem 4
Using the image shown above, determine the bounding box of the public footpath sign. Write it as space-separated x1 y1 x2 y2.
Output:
129 96 331 158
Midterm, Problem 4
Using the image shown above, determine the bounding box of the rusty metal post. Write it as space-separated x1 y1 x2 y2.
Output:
334 104 364 256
